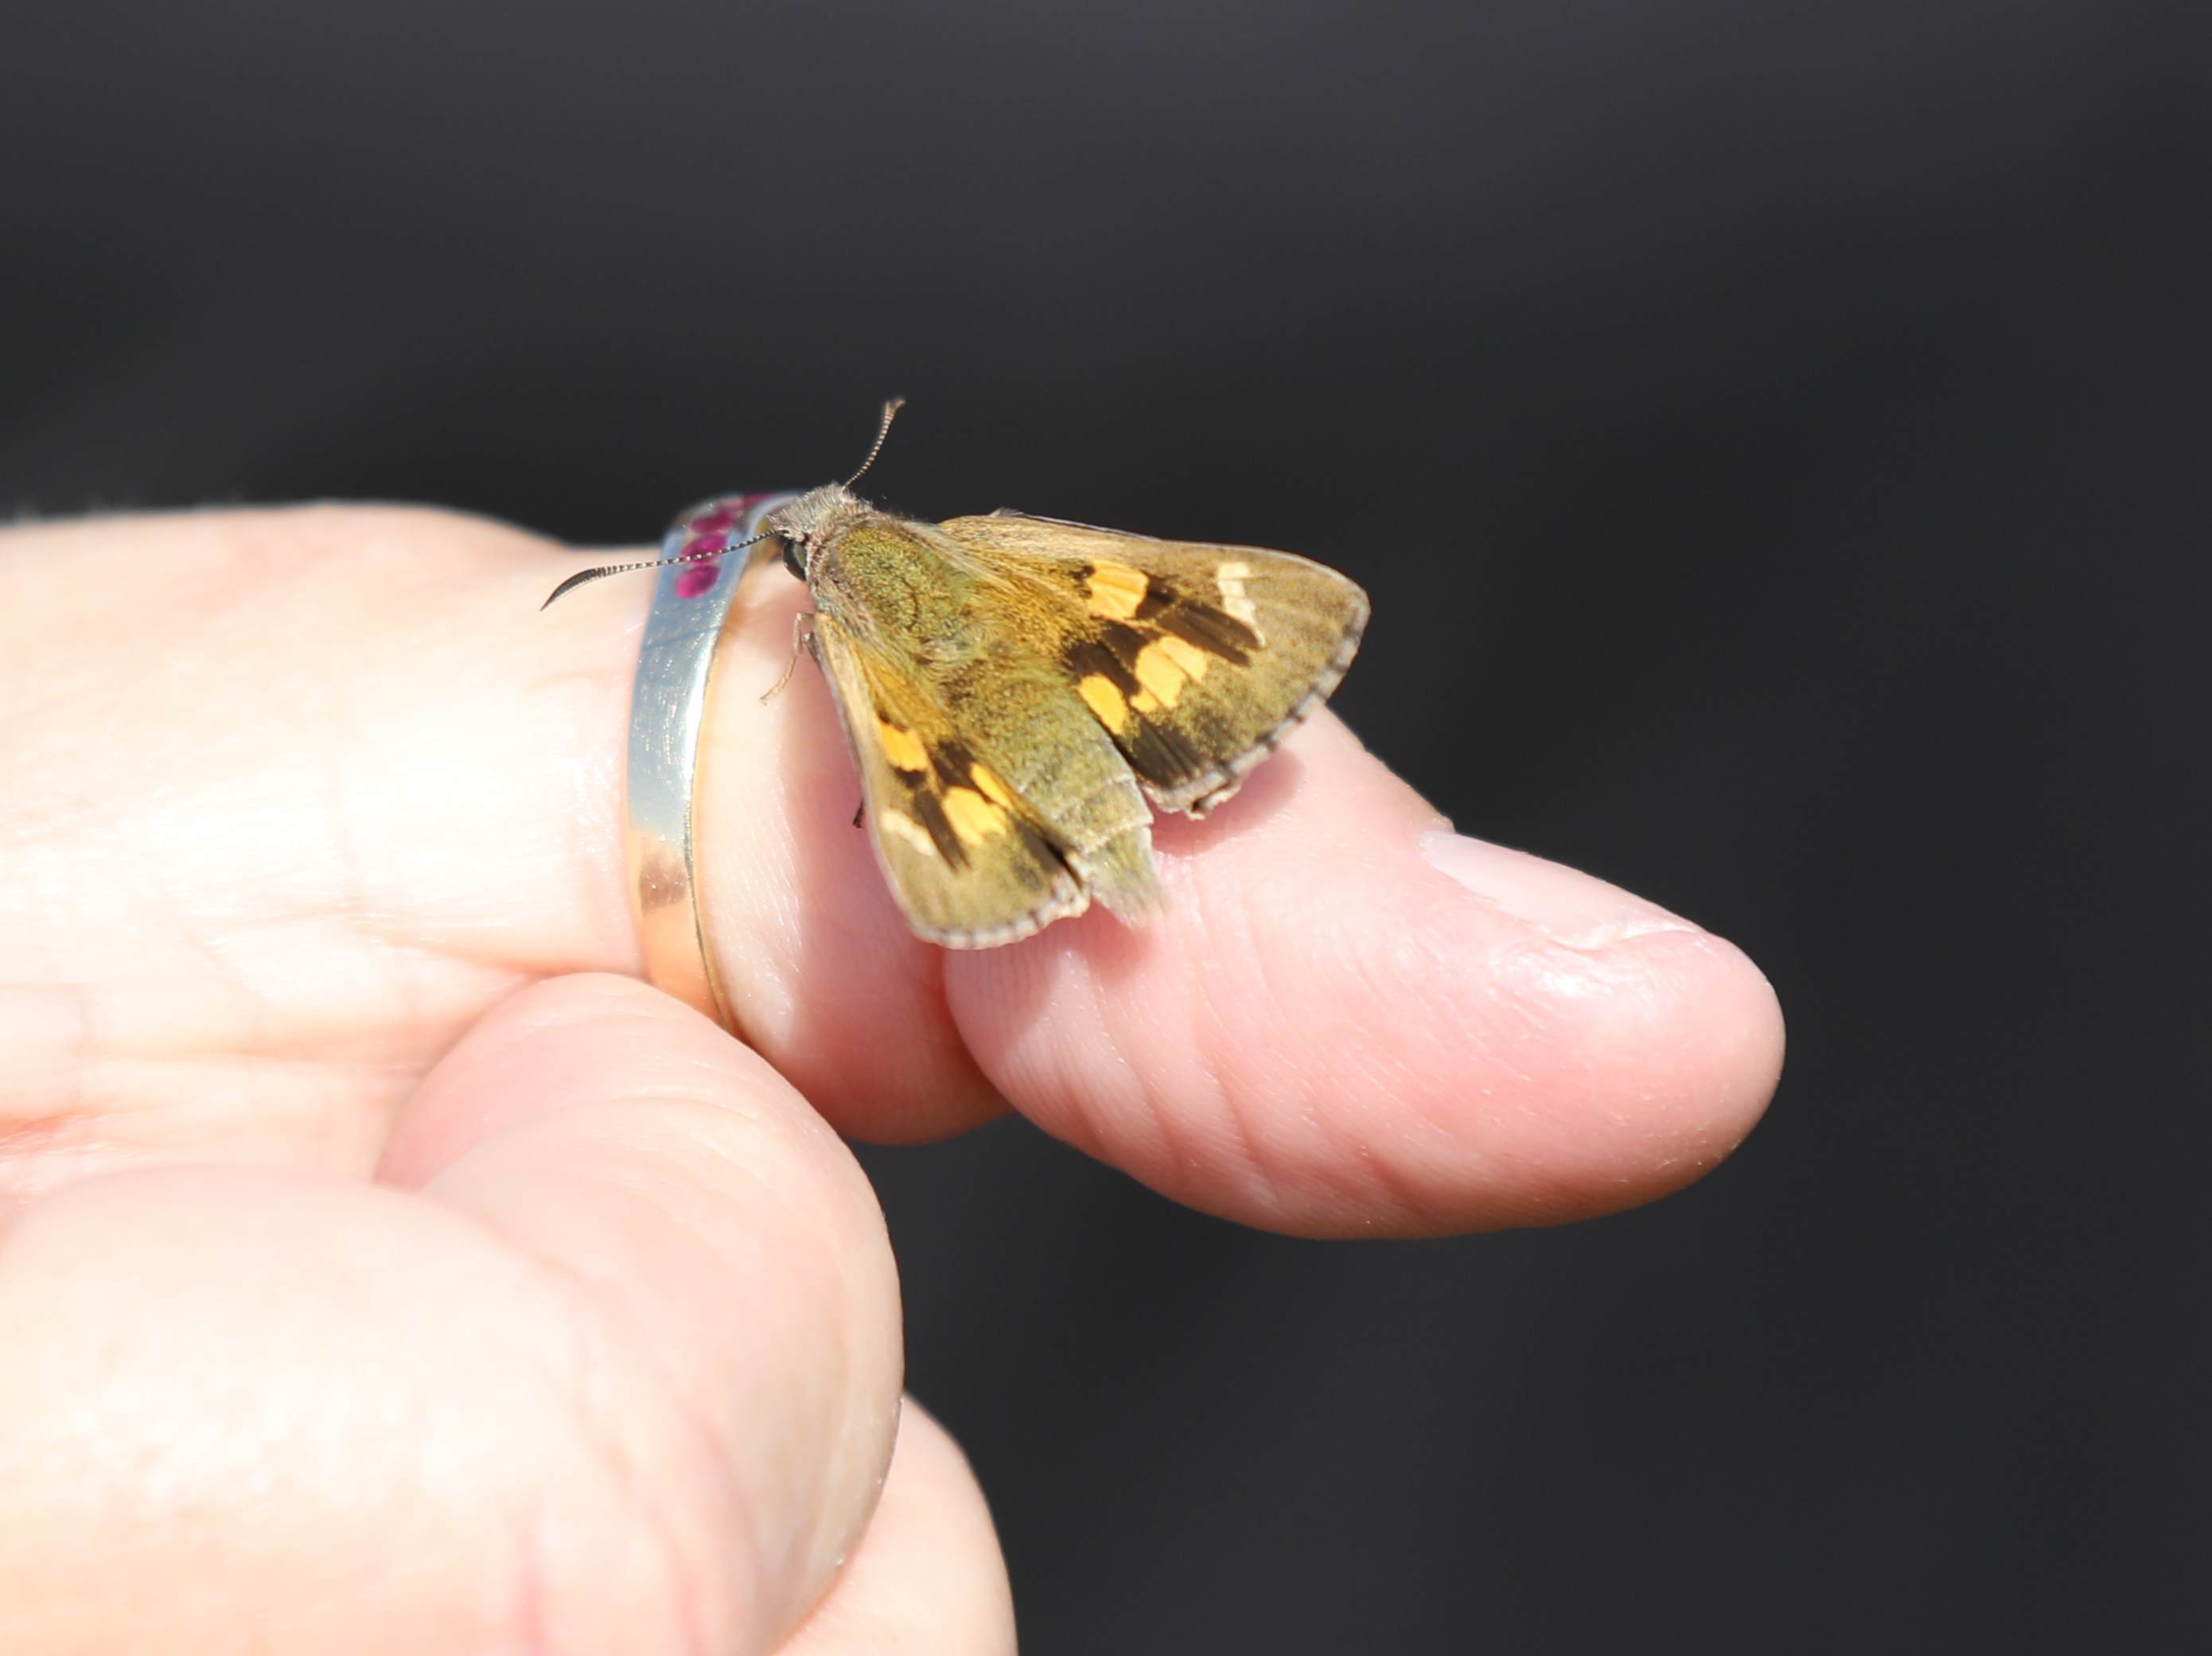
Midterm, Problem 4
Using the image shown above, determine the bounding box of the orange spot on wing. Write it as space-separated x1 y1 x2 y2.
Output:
1157 634 1210 679
1133 640 1187 707
941 786 1007 845
1078 673 1131 731
970 762 1016 807
877 719 928 772
1085 563 1151 620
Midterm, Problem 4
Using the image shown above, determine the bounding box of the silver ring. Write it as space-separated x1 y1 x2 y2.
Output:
624 491 796 1035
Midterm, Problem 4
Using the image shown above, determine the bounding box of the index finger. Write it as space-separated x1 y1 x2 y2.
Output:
669 517 1786 1235
3 506 1781 1233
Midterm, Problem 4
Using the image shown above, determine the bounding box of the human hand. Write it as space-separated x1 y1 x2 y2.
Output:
0 506 1783 1652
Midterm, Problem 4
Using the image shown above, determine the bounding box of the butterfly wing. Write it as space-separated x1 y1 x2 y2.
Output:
808 607 1093 948
934 512 1369 814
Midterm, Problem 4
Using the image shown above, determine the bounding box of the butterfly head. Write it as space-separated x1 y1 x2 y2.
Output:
765 482 871 581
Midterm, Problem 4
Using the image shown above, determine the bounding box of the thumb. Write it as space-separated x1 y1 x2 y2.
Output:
0 975 904 1655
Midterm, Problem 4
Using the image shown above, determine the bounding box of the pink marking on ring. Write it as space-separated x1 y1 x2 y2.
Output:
675 561 721 598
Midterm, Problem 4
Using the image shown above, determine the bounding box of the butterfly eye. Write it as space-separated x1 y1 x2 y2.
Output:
779 536 808 580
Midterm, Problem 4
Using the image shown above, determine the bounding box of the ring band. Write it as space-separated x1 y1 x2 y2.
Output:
624 491 796 1035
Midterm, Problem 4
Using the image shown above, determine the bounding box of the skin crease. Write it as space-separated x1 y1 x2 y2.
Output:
0 506 1783 1653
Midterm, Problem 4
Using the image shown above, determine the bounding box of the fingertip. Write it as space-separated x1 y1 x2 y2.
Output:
1297 831 1787 1230
1474 919 1786 1225
948 719 1786 1237
379 969 905 1648
1410 832 1786 1219
375 971 774 1188
777 1401 1016 1656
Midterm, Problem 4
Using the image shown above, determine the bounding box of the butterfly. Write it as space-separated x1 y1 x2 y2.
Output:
547 402 1368 947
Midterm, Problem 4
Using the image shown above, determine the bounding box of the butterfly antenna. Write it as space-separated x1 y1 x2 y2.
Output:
843 396 906 489
539 529 769 610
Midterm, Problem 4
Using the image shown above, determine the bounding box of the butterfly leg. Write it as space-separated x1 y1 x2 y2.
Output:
761 613 817 704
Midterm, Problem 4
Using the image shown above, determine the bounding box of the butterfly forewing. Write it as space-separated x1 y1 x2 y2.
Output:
934 512 1369 813
808 609 1090 947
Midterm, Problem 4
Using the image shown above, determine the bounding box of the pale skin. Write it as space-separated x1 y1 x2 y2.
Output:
0 505 1786 1653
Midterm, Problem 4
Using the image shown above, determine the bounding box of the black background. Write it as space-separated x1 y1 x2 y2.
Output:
6 2 2204 1649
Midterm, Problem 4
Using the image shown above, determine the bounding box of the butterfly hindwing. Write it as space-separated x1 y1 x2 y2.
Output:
934 512 1369 813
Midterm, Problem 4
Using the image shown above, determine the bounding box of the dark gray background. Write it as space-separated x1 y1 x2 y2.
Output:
6 2 2204 1648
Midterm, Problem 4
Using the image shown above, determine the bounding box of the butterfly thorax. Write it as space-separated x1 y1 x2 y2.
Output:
807 517 987 660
